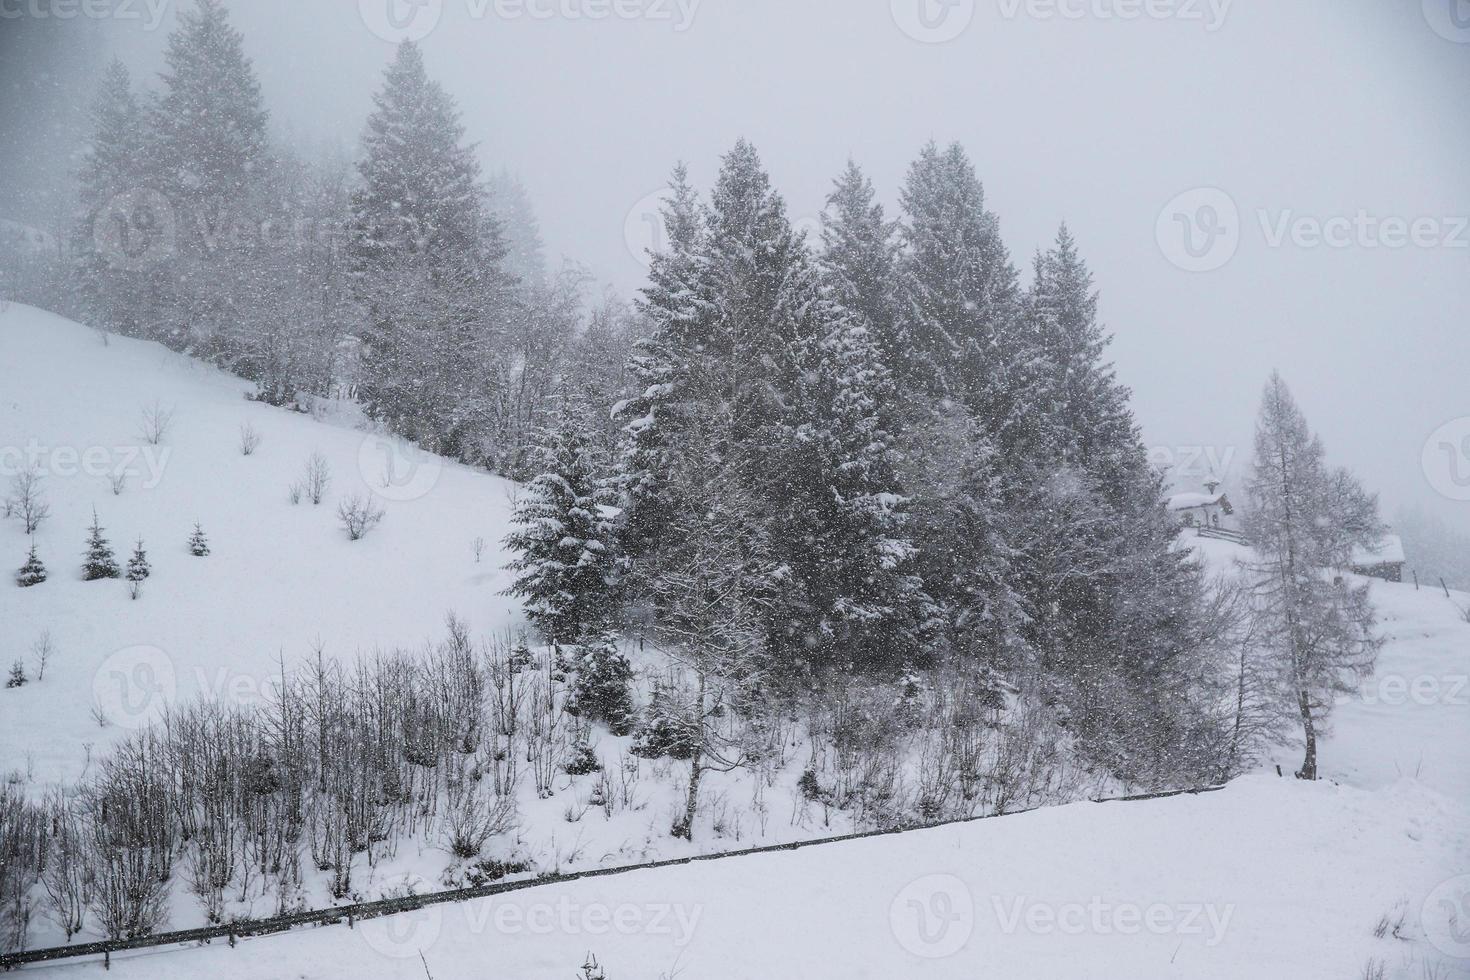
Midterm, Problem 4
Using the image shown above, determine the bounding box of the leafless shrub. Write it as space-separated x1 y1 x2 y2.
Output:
238 422 262 456
302 451 331 505
137 400 175 446
83 735 176 939
472 536 486 563
337 494 385 540
0 784 47 951
6 469 49 534
110 472 127 495
41 792 91 941
526 660 568 799
439 763 517 859
1360 958 1385 980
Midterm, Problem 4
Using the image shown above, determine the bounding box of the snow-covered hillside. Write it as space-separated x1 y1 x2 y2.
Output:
0 302 524 785
4 304 1467 978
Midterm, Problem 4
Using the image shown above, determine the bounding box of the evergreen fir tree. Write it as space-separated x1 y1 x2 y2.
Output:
617 162 706 563
350 40 509 458
15 543 47 588
75 58 153 337
152 0 267 223
503 405 619 647
1024 224 1143 500
5 660 26 689
895 141 1027 430
486 168 546 286
126 537 151 599
630 677 698 760
778 309 929 669
187 522 210 556
82 510 120 581
147 0 270 353
819 159 902 370
564 629 636 735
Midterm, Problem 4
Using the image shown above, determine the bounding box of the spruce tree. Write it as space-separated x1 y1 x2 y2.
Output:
126 537 151 599
819 159 901 370
82 510 120 581
188 522 210 556
618 162 705 562
486 168 546 286
75 58 152 336
779 310 929 669
1024 225 1142 501
564 628 636 735
350 41 508 458
1243 372 1382 780
896 141 1026 428
148 0 269 353
15 544 47 588
503 406 618 647
153 0 267 223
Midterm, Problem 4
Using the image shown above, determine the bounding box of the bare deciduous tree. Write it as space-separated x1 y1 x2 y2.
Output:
6 469 50 534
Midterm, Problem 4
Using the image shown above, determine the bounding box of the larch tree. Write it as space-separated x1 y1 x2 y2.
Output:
1243 372 1382 780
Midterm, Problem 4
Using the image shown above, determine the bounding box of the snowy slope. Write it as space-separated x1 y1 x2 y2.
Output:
0 302 524 785
1188 535 1470 803
27 777 1470 979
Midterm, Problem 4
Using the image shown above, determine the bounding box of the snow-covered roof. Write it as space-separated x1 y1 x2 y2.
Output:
1351 534 1405 567
1166 492 1225 511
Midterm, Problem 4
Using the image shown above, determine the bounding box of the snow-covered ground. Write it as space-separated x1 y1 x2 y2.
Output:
3 303 1467 978
23 777 1470 979
0 302 523 785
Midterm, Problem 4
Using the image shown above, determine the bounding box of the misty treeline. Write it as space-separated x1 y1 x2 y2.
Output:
5 0 616 479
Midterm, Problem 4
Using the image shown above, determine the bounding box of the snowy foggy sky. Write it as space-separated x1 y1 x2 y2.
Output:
36 0 1470 531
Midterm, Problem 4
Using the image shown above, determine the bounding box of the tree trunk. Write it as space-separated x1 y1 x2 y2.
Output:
675 752 703 841
673 670 708 840
1295 686 1317 780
